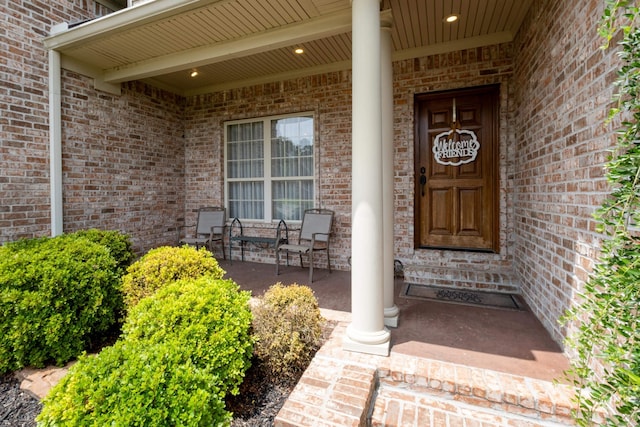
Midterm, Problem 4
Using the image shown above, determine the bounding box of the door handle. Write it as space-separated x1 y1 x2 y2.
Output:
419 167 427 196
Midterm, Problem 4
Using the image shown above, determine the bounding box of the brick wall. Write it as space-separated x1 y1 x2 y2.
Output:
184 74 354 266
0 0 111 244
2 0 621 350
182 48 517 282
512 0 618 345
183 46 518 279
1 1 185 253
61 76 185 253
392 44 517 289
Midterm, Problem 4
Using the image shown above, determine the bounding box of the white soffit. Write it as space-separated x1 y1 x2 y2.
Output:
44 0 532 95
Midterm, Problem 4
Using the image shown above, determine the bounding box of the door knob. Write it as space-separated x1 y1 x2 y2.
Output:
419 167 427 196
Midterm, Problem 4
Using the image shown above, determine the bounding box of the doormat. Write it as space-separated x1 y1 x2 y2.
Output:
401 283 522 310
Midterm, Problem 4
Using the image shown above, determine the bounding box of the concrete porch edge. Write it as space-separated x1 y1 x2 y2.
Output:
275 314 578 427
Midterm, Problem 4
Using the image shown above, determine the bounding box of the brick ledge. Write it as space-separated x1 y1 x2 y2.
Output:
275 320 578 426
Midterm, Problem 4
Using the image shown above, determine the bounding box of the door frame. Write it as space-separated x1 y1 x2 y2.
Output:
413 84 500 253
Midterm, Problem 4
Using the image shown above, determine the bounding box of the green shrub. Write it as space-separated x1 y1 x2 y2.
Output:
121 245 225 309
38 276 253 426
37 340 229 427
252 283 325 379
71 229 134 274
123 276 253 392
0 234 122 374
562 4 640 426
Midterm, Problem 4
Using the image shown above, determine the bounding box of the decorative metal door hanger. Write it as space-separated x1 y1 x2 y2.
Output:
432 98 480 166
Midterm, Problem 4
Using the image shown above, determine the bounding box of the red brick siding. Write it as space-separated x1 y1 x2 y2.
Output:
512 0 618 344
183 47 516 270
184 73 353 266
0 0 111 244
60 75 185 253
1 0 622 351
392 44 516 275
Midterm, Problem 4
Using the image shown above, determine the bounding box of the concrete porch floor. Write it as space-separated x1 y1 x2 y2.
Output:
218 259 570 383
220 259 577 426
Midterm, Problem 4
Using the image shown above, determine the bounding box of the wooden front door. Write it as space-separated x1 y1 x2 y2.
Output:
415 85 499 252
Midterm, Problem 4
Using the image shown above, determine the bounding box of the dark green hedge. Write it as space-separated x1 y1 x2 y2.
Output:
38 276 254 426
72 229 134 274
0 230 132 374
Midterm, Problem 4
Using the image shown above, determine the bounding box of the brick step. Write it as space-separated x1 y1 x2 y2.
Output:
275 356 378 426
275 320 579 427
376 354 576 426
370 383 573 426
275 353 577 426
403 264 520 294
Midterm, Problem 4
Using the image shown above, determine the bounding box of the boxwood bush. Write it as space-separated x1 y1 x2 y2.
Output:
72 229 134 274
121 245 225 309
38 276 254 426
252 283 325 379
0 231 130 374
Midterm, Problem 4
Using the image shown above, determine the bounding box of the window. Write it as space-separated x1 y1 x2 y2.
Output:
225 113 314 222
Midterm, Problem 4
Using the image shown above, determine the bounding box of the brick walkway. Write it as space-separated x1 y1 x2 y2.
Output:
275 309 578 427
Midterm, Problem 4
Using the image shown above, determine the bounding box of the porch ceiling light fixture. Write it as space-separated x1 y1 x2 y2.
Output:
444 14 459 23
294 47 304 54
190 69 199 78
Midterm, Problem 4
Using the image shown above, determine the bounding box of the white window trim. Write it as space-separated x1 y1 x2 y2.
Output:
224 112 315 223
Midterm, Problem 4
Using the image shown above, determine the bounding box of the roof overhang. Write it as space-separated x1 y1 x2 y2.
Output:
44 0 531 96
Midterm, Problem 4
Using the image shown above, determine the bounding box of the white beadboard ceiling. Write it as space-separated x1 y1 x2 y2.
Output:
44 0 532 96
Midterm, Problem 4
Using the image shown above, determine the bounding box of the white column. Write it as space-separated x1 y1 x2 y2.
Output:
49 49 63 236
381 20 399 328
344 0 390 356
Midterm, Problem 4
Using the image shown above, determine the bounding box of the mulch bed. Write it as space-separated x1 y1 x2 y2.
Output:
227 319 338 426
0 320 337 426
227 358 303 426
0 374 40 427
0 365 296 427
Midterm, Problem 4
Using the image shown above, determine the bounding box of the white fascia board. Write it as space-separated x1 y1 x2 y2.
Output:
392 31 514 62
140 77 185 96
44 0 219 50
102 8 352 83
184 59 352 96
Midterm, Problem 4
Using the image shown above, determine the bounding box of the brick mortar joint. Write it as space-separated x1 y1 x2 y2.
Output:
378 368 576 416
277 355 380 425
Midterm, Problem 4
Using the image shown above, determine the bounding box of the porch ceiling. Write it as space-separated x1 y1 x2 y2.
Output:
44 0 531 96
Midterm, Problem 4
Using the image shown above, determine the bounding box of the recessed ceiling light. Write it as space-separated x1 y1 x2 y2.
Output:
190 70 198 78
444 14 459 23
294 48 304 54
